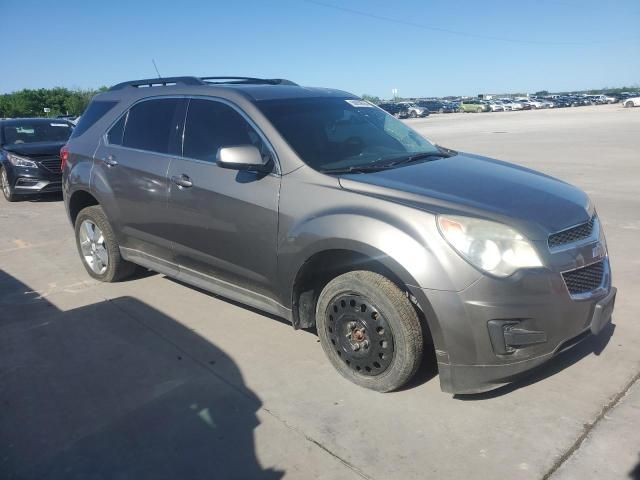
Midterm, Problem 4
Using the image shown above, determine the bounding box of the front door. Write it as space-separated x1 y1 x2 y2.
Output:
166 98 280 300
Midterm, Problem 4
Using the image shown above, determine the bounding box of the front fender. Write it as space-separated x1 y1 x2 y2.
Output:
277 212 474 363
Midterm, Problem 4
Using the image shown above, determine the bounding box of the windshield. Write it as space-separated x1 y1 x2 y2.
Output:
258 97 439 172
2 121 73 145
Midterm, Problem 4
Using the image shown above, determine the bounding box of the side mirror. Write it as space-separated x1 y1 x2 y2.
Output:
216 145 270 172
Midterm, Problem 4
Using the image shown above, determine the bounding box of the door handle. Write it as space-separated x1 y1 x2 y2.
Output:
171 174 193 188
103 155 118 167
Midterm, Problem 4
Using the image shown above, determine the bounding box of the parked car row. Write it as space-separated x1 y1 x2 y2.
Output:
377 91 640 118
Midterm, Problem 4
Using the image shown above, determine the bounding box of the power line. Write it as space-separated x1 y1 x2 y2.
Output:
303 0 621 46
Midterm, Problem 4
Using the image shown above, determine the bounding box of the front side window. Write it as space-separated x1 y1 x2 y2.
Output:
258 97 439 172
122 98 183 154
182 99 267 163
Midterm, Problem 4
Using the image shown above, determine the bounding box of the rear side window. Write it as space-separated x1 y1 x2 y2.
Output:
70 100 118 138
123 98 182 154
183 99 267 163
107 115 126 145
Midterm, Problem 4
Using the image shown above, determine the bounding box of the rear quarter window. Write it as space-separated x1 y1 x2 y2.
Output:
70 100 118 138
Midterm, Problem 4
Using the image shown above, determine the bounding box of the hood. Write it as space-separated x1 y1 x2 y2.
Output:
3 141 65 158
338 153 591 240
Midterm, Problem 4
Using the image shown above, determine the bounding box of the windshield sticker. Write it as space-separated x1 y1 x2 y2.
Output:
345 99 374 108
50 123 70 127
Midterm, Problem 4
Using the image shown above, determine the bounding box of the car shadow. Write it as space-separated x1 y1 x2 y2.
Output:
0 269 284 480
164 276 304 331
28 192 64 202
630 454 640 480
455 321 616 401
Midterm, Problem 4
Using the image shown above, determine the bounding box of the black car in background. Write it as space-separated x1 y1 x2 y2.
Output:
416 100 456 113
378 103 410 119
0 118 73 201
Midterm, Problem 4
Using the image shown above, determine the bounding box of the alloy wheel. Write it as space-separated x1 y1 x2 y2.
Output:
1 169 10 198
78 219 109 274
325 294 394 376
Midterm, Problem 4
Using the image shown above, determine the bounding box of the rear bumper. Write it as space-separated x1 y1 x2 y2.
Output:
415 258 616 394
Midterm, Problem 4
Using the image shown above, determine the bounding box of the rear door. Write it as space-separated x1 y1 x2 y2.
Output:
165 98 280 299
93 97 187 266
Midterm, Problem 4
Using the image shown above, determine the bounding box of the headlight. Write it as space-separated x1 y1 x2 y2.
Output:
437 215 543 277
7 152 37 168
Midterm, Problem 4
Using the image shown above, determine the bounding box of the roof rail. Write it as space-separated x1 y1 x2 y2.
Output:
109 76 205 91
109 76 298 91
200 77 298 86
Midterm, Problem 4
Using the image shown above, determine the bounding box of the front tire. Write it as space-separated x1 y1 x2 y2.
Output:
74 205 137 282
1 167 16 202
624 101 633 108
316 271 423 392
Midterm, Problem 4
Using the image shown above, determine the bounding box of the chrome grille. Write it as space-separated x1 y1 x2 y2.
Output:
562 260 605 295
548 216 595 248
38 157 62 174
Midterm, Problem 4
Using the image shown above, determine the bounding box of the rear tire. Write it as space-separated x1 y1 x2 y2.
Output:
316 270 423 392
1 167 16 202
74 205 137 282
624 101 633 108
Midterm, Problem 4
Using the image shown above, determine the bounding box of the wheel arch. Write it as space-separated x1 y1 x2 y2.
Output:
289 244 447 363
68 189 100 226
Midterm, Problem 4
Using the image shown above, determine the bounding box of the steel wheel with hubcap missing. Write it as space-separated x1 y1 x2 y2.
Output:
78 219 109 275
325 294 394 376
316 270 423 392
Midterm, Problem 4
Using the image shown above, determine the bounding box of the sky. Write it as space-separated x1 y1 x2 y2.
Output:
2 0 639 98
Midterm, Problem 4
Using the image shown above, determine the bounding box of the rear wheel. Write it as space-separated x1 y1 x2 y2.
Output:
316 271 423 392
1 167 16 202
74 205 137 282
410 111 417 118
624 101 633 108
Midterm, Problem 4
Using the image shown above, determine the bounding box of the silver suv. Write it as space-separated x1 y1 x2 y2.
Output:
62 76 616 394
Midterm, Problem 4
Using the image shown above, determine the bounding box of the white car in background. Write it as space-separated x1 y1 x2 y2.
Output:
501 99 523 110
396 102 429 118
516 98 545 109
623 97 640 108
486 102 504 112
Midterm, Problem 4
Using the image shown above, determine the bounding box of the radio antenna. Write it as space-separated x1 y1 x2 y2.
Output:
151 59 162 79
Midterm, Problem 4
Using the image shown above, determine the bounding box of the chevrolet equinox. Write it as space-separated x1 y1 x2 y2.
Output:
62 76 616 394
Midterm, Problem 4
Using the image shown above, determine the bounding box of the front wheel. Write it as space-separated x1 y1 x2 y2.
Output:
624 101 633 108
74 205 137 282
316 271 423 392
1 167 16 202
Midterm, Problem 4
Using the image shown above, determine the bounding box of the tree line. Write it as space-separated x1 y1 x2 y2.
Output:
0 87 107 119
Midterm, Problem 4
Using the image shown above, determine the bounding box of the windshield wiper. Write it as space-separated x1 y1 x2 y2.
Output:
385 151 450 167
321 150 454 175
320 164 393 174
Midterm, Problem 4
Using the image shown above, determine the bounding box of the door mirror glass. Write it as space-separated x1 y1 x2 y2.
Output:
216 145 269 171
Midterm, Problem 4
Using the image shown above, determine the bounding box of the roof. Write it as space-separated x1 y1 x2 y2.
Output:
102 76 356 103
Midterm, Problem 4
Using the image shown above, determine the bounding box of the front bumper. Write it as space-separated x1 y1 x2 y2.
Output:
3 163 62 194
416 256 615 394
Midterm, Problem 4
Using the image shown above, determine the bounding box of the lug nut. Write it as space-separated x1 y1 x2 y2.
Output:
362 340 369 349
348 322 357 330
352 343 360 351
